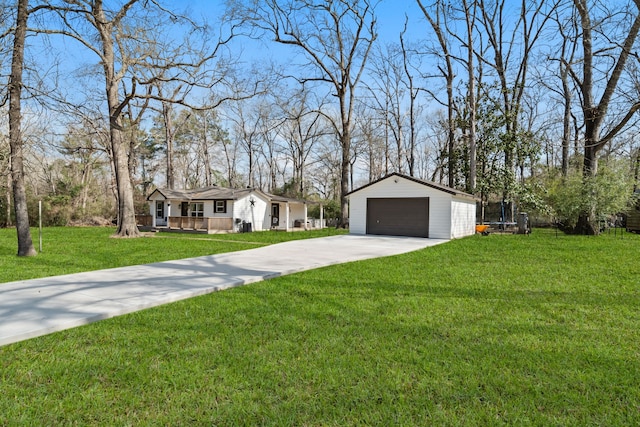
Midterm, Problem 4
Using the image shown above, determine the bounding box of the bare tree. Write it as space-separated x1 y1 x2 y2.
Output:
61 1 144 236
559 24 576 178
366 43 407 175
418 0 456 187
224 99 263 188
195 109 228 188
461 0 478 193
160 99 178 190
38 0 241 236
234 0 378 226
258 99 285 192
476 0 556 221
0 132 11 227
152 85 191 190
7 0 37 255
399 18 423 177
57 119 111 217
570 0 640 234
277 88 328 196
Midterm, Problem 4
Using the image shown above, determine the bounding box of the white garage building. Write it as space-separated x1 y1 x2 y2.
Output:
347 173 478 239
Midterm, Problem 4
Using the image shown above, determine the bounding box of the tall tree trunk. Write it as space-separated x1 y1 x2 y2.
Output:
162 101 175 189
464 0 477 193
572 0 640 234
244 0 376 228
561 74 571 178
339 122 351 228
201 115 213 187
633 147 640 192
8 0 36 256
97 11 140 237
418 0 456 188
247 139 254 188
109 114 139 237
400 20 417 177
6 157 12 227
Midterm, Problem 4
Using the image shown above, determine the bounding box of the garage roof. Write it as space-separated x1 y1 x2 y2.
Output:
346 172 479 200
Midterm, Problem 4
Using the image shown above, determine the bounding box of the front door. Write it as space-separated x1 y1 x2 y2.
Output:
155 201 166 226
271 203 280 227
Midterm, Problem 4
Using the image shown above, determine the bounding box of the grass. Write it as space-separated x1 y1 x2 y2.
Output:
0 226 345 283
1 228 639 425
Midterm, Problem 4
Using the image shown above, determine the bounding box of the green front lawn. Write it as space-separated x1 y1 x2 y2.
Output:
0 226 345 283
1 229 639 425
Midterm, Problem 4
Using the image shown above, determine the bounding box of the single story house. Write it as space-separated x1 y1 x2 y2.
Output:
346 173 478 239
143 186 324 233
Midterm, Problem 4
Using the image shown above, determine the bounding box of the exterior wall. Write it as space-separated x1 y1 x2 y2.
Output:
148 192 165 202
202 201 215 218
206 200 233 220
450 197 477 238
289 203 307 228
146 189 311 233
348 175 453 239
232 193 270 231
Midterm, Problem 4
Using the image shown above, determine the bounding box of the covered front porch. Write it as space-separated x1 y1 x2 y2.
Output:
137 198 325 234
267 197 326 232
143 186 326 234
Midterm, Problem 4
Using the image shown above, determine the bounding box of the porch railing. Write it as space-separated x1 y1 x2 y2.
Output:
168 216 234 231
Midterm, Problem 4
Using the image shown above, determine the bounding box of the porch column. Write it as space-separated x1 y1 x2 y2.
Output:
151 201 156 227
304 203 308 230
285 202 290 231
167 203 172 229
320 204 324 229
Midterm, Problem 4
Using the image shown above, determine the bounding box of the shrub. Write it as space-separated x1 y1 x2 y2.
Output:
547 160 633 230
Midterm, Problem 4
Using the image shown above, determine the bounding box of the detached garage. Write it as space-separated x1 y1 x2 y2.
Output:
347 173 478 239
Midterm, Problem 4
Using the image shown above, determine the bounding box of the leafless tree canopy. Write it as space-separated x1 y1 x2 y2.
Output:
3 0 640 238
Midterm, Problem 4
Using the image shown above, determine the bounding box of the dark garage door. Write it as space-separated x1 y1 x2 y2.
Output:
366 198 429 238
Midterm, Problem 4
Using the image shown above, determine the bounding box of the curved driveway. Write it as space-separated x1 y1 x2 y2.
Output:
0 234 447 347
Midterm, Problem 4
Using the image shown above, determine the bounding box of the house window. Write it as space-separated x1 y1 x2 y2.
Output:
190 202 204 217
215 200 227 213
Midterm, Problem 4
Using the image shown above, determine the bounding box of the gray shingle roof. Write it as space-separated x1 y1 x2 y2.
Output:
346 172 479 200
148 186 256 201
148 186 310 204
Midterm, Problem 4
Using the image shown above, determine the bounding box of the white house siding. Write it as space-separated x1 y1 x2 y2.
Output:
450 197 477 238
232 193 270 231
348 175 453 239
289 203 307 228
202 201 215 218
146 188 311 233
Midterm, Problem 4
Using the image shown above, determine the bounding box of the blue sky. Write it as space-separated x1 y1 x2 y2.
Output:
174 0 427 61
21 0 431 130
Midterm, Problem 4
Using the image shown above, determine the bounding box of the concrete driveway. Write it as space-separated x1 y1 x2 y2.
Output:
0 234 447 347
